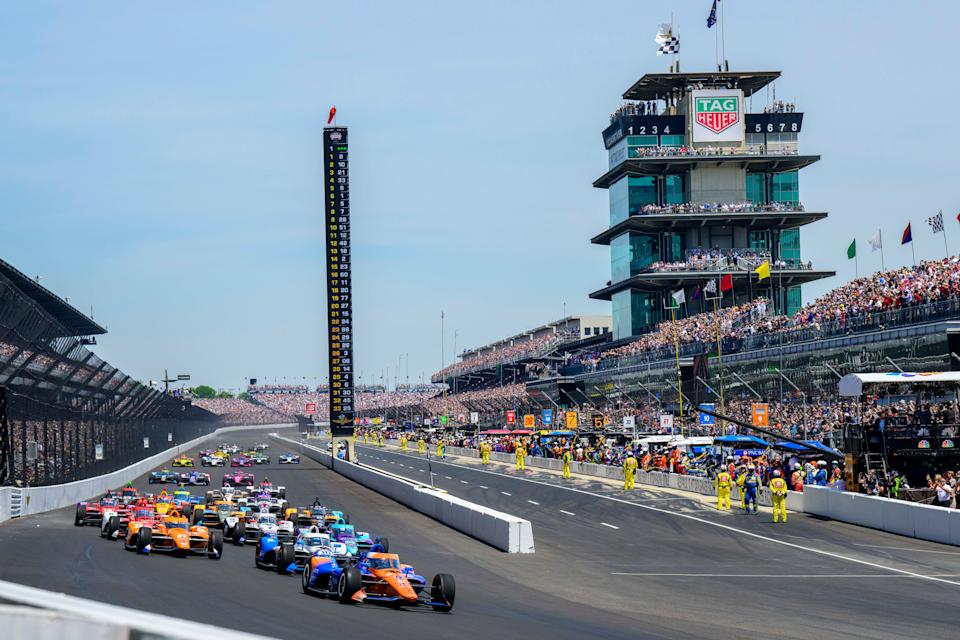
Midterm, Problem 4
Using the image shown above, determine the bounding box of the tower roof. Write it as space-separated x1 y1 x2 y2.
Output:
623 71 781 101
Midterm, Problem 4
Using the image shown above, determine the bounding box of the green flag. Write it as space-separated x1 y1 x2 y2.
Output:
847 239 856 259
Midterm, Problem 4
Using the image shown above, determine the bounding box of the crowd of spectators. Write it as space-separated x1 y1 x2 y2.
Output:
762 101 797 113
637 200 803 215
628 144 797 159
191 398 288 425
609 100 661 121
434 330 579 380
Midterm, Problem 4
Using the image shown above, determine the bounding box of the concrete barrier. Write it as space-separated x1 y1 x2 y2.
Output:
275 435 534 553
0 423 294 525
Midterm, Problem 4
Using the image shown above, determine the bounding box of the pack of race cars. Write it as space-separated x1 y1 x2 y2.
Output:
72 444 456 613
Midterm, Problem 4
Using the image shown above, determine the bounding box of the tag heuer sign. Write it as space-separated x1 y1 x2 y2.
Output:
696 96 739 133
691 89 744 143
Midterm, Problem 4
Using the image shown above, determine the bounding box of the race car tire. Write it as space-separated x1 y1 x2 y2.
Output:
430 573 455 612
208 530 223 559
301 562 315 594
277 543 296 574
343 514 350 525
279 488 286 500
205 491 214 502
182 503 193 517
337 567 362 604
254 542 263 568
192 510 203 525
74 504 85 526
104 515 120 539
379 537 390 553
137 527 152 554
233 522 246 545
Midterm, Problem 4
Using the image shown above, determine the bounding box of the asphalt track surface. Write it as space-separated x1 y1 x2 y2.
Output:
2 428 960 638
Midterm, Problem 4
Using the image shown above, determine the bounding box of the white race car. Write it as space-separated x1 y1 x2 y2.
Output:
292 527 347 569
244 512 295 544
278 452 300 464
201 455 226 467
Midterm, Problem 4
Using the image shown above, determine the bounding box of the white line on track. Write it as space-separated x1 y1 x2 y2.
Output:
479 486 489 489
501 491 512 496
527 500 540 505
611 573 960 578
560 510 576 516
444 476 452 480
369 448 960 588
460 480 469 484
601 522 619 530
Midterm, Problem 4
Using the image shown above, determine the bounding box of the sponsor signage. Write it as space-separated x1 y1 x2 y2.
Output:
505 410 516 425
593 415 603 428
659 414 674 431
469 411 479 424
565 411 578 429
745 112 803 135
691 89 744 143
324 126 355 437
523 414 535 428
305 402 317 415
623 415 636 428
143 437 150 449
542 409 554 425
699 403 716 426
751 403 769 427
95 444 104 461
167 432 173 442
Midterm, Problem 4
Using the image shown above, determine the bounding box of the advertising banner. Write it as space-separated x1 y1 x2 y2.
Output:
659 414 674 431
505 410 516 425
523 414 535 428
752 403 769 427
565 411 578 429
95 444 104 461
542 409 554 425
691 89 744 143
623 416 636 428
143 437 150 449
469 411 479 424
305 402 317 415
699 403 716 426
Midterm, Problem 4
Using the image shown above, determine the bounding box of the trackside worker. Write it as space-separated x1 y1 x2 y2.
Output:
515 443 526 471
736 466 748 510
715 468 733 511
790 463 804 492
561 448 572 479
400 436 407 451
378 433 385 447
742 465 759 514
480 441 490 465
363 432 369 445
769 470 788 523
417 438 426 455
436 440 445 459
623 453 638 490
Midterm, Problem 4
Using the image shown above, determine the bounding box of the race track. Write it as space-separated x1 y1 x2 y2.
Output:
2 428 960 639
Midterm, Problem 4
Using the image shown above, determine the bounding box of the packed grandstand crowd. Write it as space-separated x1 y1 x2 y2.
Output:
433 329 580 380
637 200 804 215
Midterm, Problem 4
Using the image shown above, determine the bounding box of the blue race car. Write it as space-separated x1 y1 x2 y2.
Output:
278 452 301 464
148 469 179 484
301 542 455 612
254 531 297 574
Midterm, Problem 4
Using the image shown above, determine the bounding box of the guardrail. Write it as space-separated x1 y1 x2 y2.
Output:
274 435 535 553
0 578 276 640
0 423 295 525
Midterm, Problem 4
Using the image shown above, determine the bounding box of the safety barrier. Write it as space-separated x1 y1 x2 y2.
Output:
0 423 295 525
386 439 805 512
802 485 960 547
0 577 275 640
274 435 535 553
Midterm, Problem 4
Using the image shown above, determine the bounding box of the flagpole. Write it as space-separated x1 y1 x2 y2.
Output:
672 305 683 438
911 236 916 266
855 250 859 279
942 210 950 258
879 229 885 271
720 0 727 67
713 297 724 431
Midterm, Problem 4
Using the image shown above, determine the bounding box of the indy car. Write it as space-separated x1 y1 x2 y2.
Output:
301 547 454 612
75 496 120 527
148 469 180 484
328 523 375 556
292 527 349 569
193 500 249 545
279 452 301 464
256 480 286 500
254 531 297 574
254 443 270 451
219 444 240 454
231 455 253 467
251 452 270 465
201 454 226 467
222 471 255 487
125 510 223 559
179 471 212 486
244 511 295 544
171 455 194 467
102 499 153 540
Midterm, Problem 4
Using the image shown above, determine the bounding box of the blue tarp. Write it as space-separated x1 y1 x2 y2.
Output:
714 435 768 446
801 440 843 457
774 441 808 452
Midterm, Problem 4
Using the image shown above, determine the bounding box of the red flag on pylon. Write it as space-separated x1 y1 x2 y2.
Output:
719 273 733 292
327 106 336 125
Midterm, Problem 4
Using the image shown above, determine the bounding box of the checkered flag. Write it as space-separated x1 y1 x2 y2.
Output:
657 37 680 56
928 210 945 234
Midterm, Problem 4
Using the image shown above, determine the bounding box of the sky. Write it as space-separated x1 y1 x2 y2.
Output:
2 1 960 392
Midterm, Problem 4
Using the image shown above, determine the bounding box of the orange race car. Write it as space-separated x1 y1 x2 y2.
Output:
125 509 223 558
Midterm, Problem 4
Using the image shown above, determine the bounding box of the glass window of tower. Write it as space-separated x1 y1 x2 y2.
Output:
749 231 769 252
786 286 802 316
660 134 684 147
613 290 659 339
663 232 683 262
780 228 800 262
664 175 685 205
612 233 660 281
746 173 766 203
772 171 799 204
609 176 659 224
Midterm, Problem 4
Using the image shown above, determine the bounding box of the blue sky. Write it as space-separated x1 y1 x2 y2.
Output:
2 1 959 391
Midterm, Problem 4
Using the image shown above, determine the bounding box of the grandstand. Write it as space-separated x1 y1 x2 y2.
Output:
0 258 223 486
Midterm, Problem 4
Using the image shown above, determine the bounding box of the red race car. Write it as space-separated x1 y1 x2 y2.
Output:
230 455 253 468
222 471 255 487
